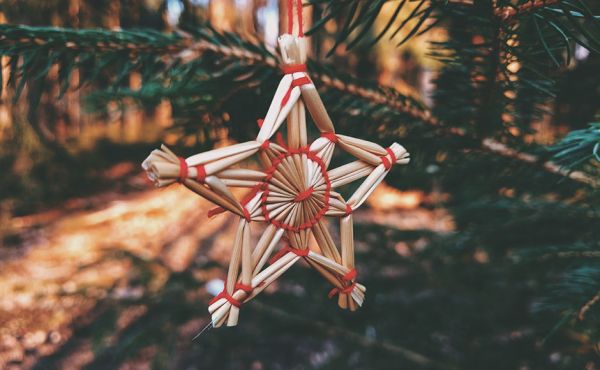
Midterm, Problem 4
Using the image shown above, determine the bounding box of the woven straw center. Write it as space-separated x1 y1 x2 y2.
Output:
261 149 331 231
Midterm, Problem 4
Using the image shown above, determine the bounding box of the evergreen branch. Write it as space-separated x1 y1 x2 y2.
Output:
549 122 600 170
306 0 445 52
496 0 560 22
579 289 600 321
0 24 596 186
481 139 597 185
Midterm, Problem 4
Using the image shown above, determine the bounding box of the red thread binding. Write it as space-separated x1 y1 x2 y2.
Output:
242 207 251 222
195 165 206 182
269 246 310 265
234 282 253 294
260 140 271 150
178 157 188 183
328 282 356 299
343 268 357 281
257 118 264 128
380 147 397 170
344 203 353 216
294 186 314 202
321 132 338 143
280 76 311 107
209 287 242 307
281 64 307 74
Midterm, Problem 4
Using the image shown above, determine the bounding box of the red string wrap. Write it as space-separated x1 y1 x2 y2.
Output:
257 118 264 128
343 268 357 281
328 282 357 299
209 286 242 307
260 140 271 150
380 147 397 171
177 157 188 183
269 246 310 265
242 207 251 222
195 164 206 182
344 203 353 216
281 64 307 74
280 76 311 107
294 186 314 202
209 279 254 307
178 157 206 183
234 282 253 294
328 268 358 298
321 132 338 143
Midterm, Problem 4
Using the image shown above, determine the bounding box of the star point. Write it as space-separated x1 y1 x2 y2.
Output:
142 34 409 327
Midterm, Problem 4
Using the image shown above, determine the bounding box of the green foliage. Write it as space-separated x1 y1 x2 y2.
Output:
550 121 600 170
307 0 446 53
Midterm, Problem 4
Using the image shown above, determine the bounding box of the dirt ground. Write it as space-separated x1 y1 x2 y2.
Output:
0 172 453 370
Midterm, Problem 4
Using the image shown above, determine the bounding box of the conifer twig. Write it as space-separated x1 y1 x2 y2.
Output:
495 0 560 22
250 301 446 369
0 24 595 186
579 289 600 321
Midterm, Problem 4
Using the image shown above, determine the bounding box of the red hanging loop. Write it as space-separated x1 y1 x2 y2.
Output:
287 0 304 37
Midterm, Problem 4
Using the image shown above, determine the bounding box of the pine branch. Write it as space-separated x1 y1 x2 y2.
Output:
496 0 560 22
481 139 597 185
549 122 600 171
579 289 600 321
0 24 596 186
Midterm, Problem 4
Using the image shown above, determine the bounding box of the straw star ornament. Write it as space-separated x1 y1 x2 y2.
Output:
142 4 409 328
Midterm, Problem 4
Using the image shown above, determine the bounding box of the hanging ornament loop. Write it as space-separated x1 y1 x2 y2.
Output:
287 0 304 37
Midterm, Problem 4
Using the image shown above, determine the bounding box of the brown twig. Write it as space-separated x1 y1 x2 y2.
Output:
579 289 600 321
495 0 560 22
250 301 448 369
480 139 596 185
3 26 596 186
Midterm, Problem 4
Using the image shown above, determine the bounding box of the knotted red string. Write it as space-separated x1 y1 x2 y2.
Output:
328 268 357 298
209 281 253 307
380 147 397 171
294 186 314 202
210 287 242 307
344 203 353 216
328 282 356 299
321 132 338 143
269 246 310 265
260 140 270 150
280 76 311 107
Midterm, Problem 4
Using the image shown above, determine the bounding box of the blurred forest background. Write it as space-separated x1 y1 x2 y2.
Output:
0 0 599 369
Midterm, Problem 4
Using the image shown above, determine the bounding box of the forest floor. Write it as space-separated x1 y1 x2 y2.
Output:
0 167 453 370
